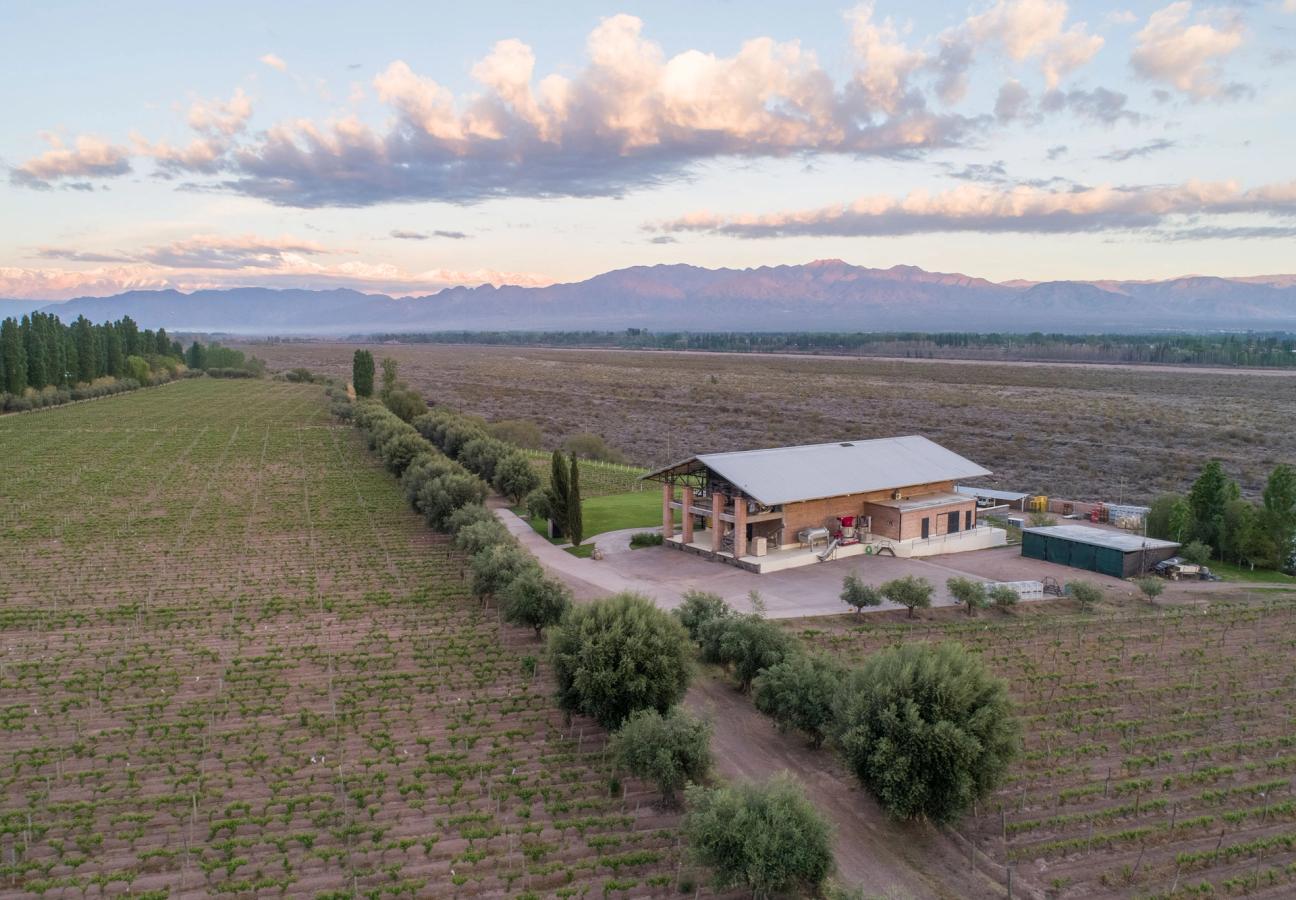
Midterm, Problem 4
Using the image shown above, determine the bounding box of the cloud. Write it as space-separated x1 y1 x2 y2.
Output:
938 0 1105 96
1 233 552 300
1130 2 1249 100
1039 86 1141 124
187 88 253 136
656 179 1296 238
389 229 470 240
994 80 1034 122
1046 144 1068 159
31 247 134 263
847 3 927 115
9 135 132 188
137 234 334 269
1100 137 1177 161
260 53 288 72
201 15 975 207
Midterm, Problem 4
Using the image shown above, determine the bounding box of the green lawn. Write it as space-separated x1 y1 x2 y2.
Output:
521 489 680 544
1209 559 1296 584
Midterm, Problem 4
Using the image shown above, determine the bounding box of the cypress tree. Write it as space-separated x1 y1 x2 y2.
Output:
549 450 569 538
155 328 171 356
567 454 583 547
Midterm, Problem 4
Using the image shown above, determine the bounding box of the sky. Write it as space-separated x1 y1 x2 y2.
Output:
2 0 1294 300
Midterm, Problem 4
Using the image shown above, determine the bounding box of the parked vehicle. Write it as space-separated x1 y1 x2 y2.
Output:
1154 557 1221 581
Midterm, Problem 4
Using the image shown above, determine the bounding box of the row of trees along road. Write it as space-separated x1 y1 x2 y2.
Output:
1147 460 1296 570
0 312 181 393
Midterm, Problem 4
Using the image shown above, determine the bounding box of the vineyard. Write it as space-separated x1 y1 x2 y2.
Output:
520 451 647 498
797 601 1296 898
0 379 690 898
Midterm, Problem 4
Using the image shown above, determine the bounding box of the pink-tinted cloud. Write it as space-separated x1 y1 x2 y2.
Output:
259 53 288 72
1131 2 1248 100
657 179 1296 237
9 135 131 188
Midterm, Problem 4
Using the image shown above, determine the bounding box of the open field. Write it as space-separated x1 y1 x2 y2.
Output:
237 343 1296 501
791 599 1296 899
0 379 690 898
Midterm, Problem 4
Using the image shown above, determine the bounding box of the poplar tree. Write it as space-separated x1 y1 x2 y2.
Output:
352 349 375 397
1 318 27 394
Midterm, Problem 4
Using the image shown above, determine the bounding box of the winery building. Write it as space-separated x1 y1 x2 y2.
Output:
642 436 1007 573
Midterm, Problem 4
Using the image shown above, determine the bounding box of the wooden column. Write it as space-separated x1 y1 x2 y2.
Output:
711 492 725 552
662 482 675 540
733 495 748 558
681 489 694 543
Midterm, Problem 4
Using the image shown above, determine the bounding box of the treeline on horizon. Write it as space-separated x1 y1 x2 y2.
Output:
350 330 1296 368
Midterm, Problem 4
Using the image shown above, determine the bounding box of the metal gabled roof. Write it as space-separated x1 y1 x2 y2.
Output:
1021 524 1179 552
643 435 990 507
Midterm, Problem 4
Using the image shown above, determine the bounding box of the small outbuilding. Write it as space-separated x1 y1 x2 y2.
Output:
954 484 1030 511
1021 524 1180 578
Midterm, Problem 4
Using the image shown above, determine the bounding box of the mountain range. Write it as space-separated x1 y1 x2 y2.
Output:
9 260 1296 334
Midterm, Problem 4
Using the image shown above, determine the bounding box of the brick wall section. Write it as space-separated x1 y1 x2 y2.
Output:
781 479 959 537
895 499 976 540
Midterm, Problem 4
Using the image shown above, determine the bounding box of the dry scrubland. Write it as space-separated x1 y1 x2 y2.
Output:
241 344 1296 501
0 380 689 898
796 600 1296 898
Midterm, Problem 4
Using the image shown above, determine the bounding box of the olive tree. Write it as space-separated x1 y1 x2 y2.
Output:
609 708 711 804
547 592 692 728
1067 581 1104 609
683 774 833 898
752 652 844 748
988 584 1020 610
880 575 934 618
501 569 571 637
715 614 799 693
493 453 540 504
470 544 539 599
1132 576 1164 604
673 590 732 642
946 576 989 617
840 572 882 616
832 642 1019 823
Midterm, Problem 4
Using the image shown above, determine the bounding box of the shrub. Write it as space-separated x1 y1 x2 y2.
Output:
832 642 1019 823
547 592 692 728
840 572 881 615
988 585 1020 609
714 614 799 693
609 708 711 804
1067 581 1103 609
379 432 426 475
501 569 571 637
562 432 625 463
1028 512 1057 527
880 575 934 618
444 503 495 536
523 488 552 521
1181 540 1212 566
946 576 989 617
384 387 426 422
683 774 833 897
752 652 844 748
418 472 489 530
487 418 545 449
494 453 540 504
629 531 663 548
454 519 513 556
1132 576 1164 603
673 590 731 642
470 544 539 599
